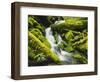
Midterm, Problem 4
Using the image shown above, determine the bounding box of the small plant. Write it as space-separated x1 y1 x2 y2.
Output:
34 53 47 63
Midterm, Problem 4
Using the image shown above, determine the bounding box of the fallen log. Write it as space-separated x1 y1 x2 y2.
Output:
28 31 61 64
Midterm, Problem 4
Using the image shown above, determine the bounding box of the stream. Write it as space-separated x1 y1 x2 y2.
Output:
45 21 76 64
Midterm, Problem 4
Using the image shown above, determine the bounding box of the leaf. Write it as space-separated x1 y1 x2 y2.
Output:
65 30 74 41
34 53 47 63
72 53 87 64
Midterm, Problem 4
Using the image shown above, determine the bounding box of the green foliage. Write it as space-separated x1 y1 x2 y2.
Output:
28 16 38 27
53 32 59 44
51 17 87 32
64 44 74 52
72 34 88 54
28 16 62 65
58 42 74 52
51 21 66 33
34 53 47 63
28 32 61 64
51 16 88 64
28 15 88 65
28 46 47 63
65 30 74 42
72 53 87 64
63 16 87 31
28 46 35 60
28 16 45 33
30 28 51 48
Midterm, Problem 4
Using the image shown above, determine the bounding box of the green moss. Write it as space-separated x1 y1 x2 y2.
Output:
28 32 61 64
51 17 87 32
72 53 87 64
28 16 88 65
34 53 47 63
65 30 74 42
64 45 74 52
63 17 87 30
28 46 35 60
53 32 59 44
58 42 74 52
72 36 88 54
28 46 48 63
28 16 45 33
51 21 66 33
30 28 51 48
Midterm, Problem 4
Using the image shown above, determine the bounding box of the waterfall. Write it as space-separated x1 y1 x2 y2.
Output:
45 25 74 64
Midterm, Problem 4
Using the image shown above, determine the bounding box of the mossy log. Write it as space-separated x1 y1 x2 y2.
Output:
28 32 61 64
51 17 87 32
30 28 51 48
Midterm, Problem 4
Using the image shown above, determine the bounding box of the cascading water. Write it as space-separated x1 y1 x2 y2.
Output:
45 21 74 64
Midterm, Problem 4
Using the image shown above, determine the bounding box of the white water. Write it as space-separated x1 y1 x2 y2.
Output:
45 25 73 64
